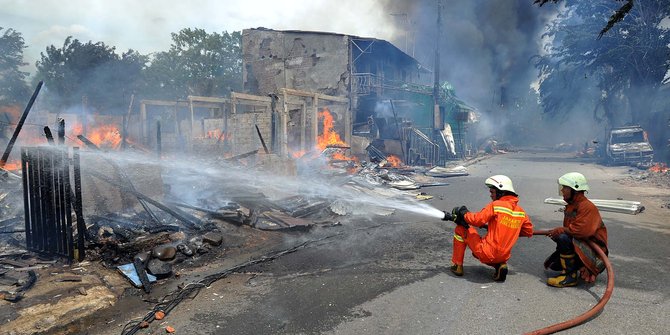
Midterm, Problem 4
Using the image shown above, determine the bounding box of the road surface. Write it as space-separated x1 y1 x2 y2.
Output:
89 150 670 335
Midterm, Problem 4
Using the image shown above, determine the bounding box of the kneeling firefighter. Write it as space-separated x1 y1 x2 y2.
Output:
545 172 608 287
443 175 533 282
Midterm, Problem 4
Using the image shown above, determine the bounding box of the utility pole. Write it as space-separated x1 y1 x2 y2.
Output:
433 0 442 130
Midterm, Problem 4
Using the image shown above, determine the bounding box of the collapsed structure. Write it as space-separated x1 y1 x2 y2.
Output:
132 28 479 166
0 28 480 316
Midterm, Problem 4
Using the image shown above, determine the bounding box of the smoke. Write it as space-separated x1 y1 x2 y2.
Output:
377 1 610 146
94 150 445 220
4 0 608 147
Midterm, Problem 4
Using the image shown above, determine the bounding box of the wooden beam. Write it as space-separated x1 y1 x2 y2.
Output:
279 88 348 103
231 92 272 103
140 99 222 109
187 95 229 103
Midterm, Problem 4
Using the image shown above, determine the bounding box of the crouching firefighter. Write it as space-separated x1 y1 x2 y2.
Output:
545 172 608 287
443 175 533 282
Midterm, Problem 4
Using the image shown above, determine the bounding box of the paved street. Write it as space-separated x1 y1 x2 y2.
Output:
89 150 670 335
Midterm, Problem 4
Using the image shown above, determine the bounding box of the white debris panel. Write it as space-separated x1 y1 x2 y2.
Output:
544 197 645 215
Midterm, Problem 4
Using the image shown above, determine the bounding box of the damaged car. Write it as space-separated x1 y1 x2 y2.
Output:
606 125 654 166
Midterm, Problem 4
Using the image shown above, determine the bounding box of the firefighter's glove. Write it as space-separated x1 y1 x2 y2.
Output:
451 206 469 228
547 227 565 239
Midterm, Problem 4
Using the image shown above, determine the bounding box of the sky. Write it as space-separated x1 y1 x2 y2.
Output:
2 0 401 69
3 0 570 142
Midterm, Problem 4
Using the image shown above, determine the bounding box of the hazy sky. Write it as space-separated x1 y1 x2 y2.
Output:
1 0 555 132
2 0 400 70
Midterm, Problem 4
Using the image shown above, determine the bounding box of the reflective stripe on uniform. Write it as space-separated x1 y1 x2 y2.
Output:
454 234 465 242
493 206 526 217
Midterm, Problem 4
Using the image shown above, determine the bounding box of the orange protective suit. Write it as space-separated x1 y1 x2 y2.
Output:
562 192 608 279
452 195 533 266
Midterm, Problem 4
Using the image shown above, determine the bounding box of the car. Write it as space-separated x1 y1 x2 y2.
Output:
606 125 654 166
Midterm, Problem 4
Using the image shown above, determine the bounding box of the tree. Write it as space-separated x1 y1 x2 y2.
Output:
35 37 148 113
142 28 242 100
0 27 30 106
534 0 635 38
535 0 670 160
536 0 670 121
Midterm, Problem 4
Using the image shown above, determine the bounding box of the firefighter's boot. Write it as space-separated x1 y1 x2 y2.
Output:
547 253 579 287
493 263 508 282
450 263 464 276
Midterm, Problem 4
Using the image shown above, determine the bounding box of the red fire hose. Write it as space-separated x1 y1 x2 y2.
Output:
525 230 614 335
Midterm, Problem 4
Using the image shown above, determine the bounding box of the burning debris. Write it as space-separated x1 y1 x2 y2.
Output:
0 75 474 303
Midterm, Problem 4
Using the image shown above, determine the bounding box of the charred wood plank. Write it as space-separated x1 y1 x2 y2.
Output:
255 125 270 154
0 259 31 268
290 201 330 218
0 230 25 234
117 232 171 253
133 255 151 293
72 148 86 261
43 127 55 145
57 118 65 145
168 201 238 219
76 134 100 151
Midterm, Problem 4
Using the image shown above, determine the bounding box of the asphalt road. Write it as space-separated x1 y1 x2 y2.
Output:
91 150 670 335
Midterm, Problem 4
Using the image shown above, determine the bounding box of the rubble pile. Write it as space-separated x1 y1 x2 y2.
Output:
617 167 670 189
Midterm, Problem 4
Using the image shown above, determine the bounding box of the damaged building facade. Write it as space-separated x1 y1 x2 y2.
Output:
242 28 478 165
108 28 477 167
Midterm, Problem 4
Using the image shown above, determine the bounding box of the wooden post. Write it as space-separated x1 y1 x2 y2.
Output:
58 118 65 146
300 102 306 152
140 102 147 145
189 97 195 141
312 95 319 150
122 94 134 150
156 121 162 159
281 90 289 157
43 127 55 145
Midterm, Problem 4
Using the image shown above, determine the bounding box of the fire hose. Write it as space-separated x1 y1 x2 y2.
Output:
526 229 614 335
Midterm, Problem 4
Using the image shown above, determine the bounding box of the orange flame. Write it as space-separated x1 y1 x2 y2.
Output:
385 155 402 167
2 160 22 171
291 150 307 159
0 106 21 123
205 129 226 140
85 124 122 150
649 163 668 173
317 109 347 151
70 123 84 137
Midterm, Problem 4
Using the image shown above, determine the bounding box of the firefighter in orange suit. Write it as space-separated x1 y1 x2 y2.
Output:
544 172 608 287
445 175 533 282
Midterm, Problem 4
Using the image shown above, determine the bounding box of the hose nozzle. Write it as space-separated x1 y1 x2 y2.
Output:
442 211 453 221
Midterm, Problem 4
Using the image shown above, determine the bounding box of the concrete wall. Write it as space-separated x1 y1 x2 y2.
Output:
243 29 350 97
229 110 272 155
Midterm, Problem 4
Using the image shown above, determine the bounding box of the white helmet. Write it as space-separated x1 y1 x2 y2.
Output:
485 175 516 194
558 172 589 192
